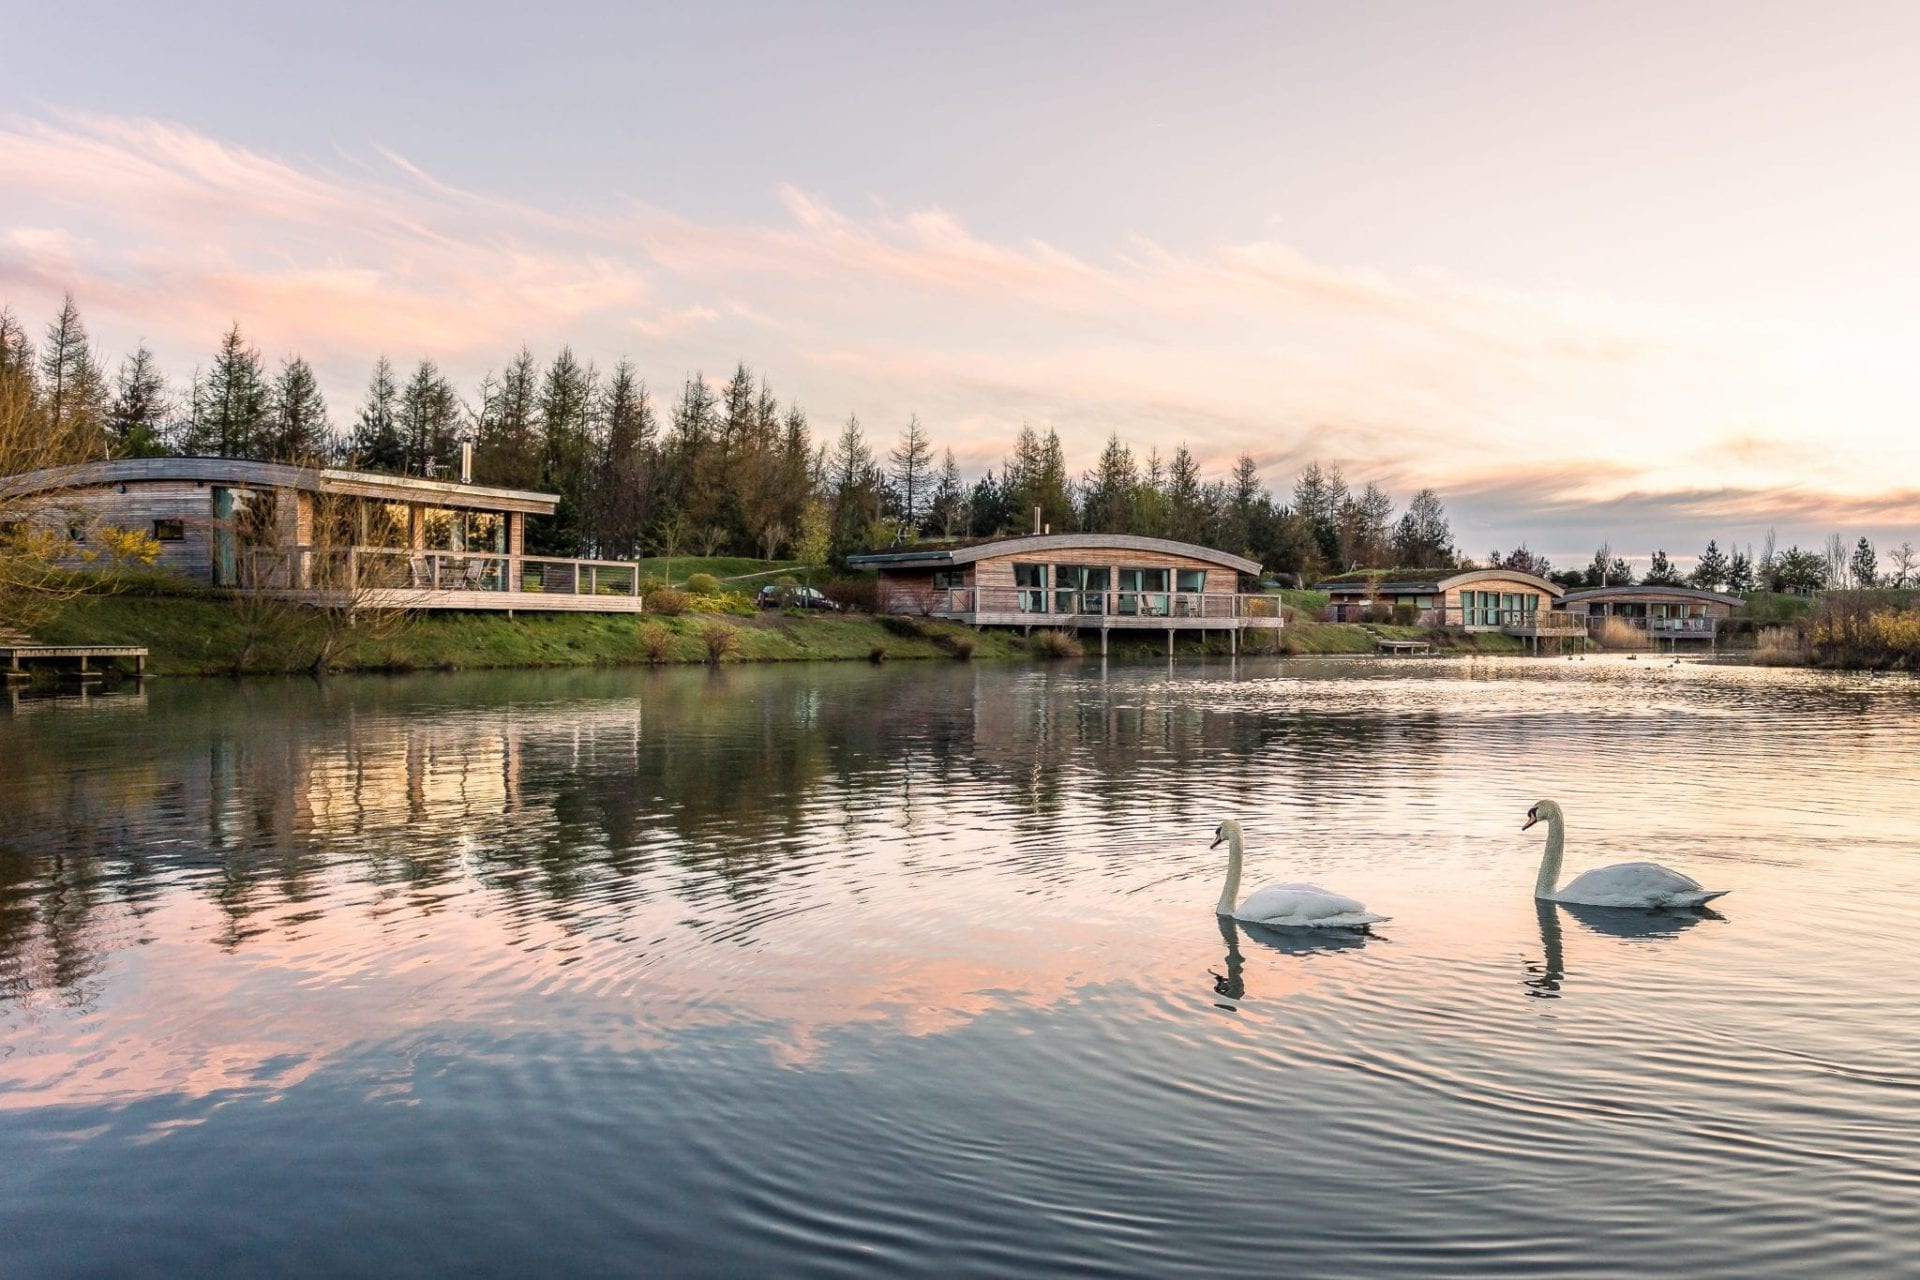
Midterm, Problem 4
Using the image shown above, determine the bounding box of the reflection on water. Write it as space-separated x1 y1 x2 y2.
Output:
1523 899 1719 999
4 656 1920 1277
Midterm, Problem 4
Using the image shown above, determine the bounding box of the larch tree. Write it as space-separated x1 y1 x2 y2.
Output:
889 415 934 534
39 294 108 460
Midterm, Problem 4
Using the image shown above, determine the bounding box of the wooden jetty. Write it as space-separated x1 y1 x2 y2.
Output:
1374 636 1430 656
1 631 147 678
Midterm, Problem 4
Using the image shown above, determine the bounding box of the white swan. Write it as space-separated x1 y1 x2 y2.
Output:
1211 819 1388 929
1523 799 1729 910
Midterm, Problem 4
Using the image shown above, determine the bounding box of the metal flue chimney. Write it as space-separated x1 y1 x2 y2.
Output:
460 437 474 485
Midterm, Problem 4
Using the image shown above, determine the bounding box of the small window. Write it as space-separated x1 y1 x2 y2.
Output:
932 570 966 590
152 519 185 542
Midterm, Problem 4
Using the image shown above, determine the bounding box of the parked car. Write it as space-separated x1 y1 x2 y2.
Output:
757 584 841 611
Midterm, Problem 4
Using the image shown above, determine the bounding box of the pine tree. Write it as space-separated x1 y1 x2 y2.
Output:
106 345 172 458
1727 547 1754 593
396 359 461 476
1689 539 1730 590
592 359 657 558
475 347 543 490
1850 536 1879 589
1080 433 1138 533
827 414 886 556
1291 462 1347 570
350 357 404 472
1165 445 1206 543
927 448 967 538
534 348 597 554
1644 549 1683 586
201 324 270 458
265 355 330 461
1391 489 1454 568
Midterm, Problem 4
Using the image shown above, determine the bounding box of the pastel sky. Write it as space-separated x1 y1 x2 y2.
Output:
4 1 1918 567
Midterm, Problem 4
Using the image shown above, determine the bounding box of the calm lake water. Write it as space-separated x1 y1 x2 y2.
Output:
4 656 1919 1278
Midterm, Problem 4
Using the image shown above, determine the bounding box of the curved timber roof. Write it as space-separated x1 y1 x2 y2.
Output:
0 457 558 514
1560 585 1743 607
1315 567 1564 598
849 533 1262 576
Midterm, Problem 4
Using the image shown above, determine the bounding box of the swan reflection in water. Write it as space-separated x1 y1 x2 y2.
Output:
1210 913 1372 1006
1523 898 1724 999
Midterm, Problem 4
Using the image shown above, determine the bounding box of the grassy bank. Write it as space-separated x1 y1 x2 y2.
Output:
32 589 1024 676
26 578 1529 678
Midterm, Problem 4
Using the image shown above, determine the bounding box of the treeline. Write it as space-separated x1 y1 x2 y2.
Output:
1489 531 1917 596
1 296 1463 576
8 293 1908 590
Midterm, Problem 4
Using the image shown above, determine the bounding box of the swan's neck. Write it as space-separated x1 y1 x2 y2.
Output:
1534 810 1565 899
1217 829 1243 915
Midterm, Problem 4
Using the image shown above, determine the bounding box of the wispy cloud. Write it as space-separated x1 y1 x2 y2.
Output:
2 108 1913 551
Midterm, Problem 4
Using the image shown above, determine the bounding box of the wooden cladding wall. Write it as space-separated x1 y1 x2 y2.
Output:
876 570 942 615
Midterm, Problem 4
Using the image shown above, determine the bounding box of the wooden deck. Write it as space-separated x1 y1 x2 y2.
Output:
1374 637 1430 655
3 643 148 677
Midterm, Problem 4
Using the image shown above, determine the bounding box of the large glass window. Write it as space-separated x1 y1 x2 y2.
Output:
1117 567 1170 616
1053 565 1109 614
1014 563 1047 612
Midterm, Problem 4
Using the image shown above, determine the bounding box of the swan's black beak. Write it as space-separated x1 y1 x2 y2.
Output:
1209 833 1225 849
1521 812 1539 831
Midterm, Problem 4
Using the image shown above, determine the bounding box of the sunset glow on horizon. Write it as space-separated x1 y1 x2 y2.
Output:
6 2 1919 565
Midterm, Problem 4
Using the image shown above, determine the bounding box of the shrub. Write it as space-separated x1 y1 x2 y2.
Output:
869 643 888 662
638 622 674 664
683 591 755 616
1029 629 1083 659
1364 603 1394 625
941 633 975 660
647 588 689 616
1391 603 1418 626
879 615 925 638
637 574 666 595
821 577 876 613
684 572 722 595
1596 618 1644 650
699 620 741 664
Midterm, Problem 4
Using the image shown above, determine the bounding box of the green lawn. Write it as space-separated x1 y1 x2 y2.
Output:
628 556 804 586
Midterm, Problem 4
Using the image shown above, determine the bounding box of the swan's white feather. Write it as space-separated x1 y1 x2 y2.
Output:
1552 861 1728 910
1233 882 1388 929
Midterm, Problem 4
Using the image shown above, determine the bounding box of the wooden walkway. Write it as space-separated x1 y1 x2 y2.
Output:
2 631 147 678
1374 636 1430 656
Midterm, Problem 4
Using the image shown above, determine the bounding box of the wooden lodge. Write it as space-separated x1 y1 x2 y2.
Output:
848 534 1283 653
1560 585 1741 645
1317 568 1575 631
1 458 647 613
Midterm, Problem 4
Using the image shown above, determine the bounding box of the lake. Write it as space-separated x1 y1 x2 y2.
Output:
3 656 1918 1278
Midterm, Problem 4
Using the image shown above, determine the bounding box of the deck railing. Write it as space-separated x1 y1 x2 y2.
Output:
1586 614 1718 634
937 587 1283 622
238 547 643 598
